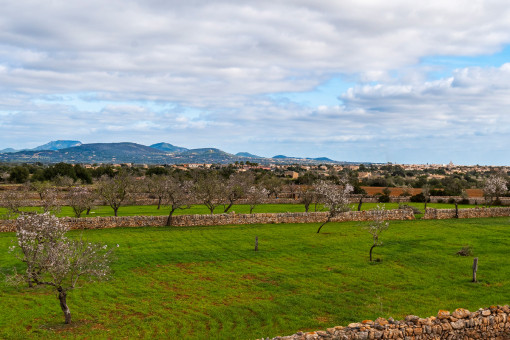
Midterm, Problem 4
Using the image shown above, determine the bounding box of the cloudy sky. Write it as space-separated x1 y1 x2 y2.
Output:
1 0 510 165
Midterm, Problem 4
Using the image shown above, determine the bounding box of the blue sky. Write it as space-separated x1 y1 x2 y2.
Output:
1 1 510 165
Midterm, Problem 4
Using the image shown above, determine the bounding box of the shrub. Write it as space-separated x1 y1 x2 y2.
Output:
410 193 426 202
378 195 390 203
456 245 473 256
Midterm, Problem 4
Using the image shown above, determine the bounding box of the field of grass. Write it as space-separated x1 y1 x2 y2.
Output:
1 217 509 339
0 201 487 219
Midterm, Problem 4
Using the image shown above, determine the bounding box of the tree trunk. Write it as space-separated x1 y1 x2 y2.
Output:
358 197 363 211
58 289 72 324
113 206 118 217
369 244 376 262
166 209 176 226
86 207 91 215
157 197 162 210
316 215 332 233
455 202 458 218
250 206 254 214
223 202 234 213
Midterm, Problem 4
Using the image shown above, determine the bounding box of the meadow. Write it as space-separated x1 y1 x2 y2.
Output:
0 201 484 219
0 216 509 339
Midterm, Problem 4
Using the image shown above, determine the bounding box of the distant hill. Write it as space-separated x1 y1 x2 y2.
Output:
33 140 82 151
0 141 342 164
150 142 188 153
307 157 335 162
236 152 263 158
0 148 18 153
176 148 238 163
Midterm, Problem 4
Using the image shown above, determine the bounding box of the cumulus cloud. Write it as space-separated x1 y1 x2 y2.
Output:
2 1 510 163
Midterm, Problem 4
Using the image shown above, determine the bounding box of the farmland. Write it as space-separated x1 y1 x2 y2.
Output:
1 216 509 339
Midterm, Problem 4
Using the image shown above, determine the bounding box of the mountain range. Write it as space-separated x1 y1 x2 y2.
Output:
0 140 346 165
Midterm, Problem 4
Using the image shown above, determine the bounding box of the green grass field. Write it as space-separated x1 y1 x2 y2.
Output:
0 217 509 339
0 201 485 219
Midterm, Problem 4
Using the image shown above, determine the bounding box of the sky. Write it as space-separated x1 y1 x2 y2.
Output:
1 1 510 165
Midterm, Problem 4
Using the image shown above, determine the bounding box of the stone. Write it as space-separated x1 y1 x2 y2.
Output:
438 310 451 319
451 319 465 330
375 318 388 326
452 308 471 319
348 323 363 328
405 315 420 323
482 310 491 316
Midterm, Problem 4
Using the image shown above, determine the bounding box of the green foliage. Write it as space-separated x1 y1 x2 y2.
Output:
146 167 169 177
9 166 29 183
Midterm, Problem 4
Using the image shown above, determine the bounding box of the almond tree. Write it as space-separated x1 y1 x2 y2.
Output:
1 187 28 218
66 187 96 218
364 205 389 261
163 177 192 226
299 185 317 212
192 171 224 215
222 172 254 213
145 174 168 210
315 179 353 233
7 213 114 324
96 172 133 216
245 185 269 214
483 174 508 206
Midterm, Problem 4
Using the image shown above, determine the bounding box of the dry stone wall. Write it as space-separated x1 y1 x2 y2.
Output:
423 207 510 220
259 306 510 340
0 209 414 232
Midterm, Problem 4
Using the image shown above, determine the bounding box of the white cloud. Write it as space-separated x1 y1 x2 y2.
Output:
2 1 510 164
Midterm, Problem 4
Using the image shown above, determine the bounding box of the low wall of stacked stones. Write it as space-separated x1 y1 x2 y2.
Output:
260 306 510 340
423 207 510 220
0 209 414 232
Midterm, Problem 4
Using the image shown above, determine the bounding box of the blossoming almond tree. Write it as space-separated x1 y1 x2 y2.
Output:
483 174 508 206
315 179 353 233
8 213 114 324
364 205 389 262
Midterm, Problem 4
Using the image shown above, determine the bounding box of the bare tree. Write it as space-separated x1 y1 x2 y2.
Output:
483 174 507 206
30 181 61 213
363 205 389 262
245 185 269 214
299 185 317 213
192 171 224 215
66 187 96 218
145 175 168 210
315 179 353 233
162 176 192 226
96 172 132 216
7 213 114 324
422 184 431 210
1 187 28 219
222 172 254 213
53 175 75 189
262 176 284 199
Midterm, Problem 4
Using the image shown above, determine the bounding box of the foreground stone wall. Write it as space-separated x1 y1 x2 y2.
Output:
260 306 510 340
423 207 510 220
0 209 414 232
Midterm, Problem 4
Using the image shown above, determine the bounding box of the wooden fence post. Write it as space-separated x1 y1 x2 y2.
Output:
254 236 258 251
472 257 478 282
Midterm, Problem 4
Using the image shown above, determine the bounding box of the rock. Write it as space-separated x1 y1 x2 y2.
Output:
348 323 362 328
438 310 451 319
375 318 388 326
482 310 491 316
405 315 420 323
451 319 465 329
452 308 471 319
326 328 336 335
